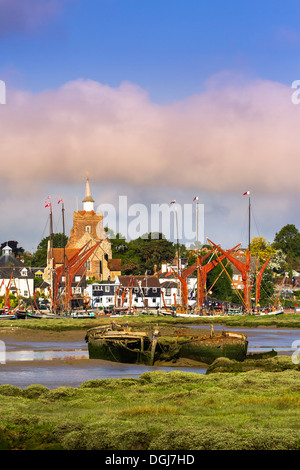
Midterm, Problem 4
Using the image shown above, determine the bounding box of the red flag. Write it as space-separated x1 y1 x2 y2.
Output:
45 203 51 208
193 196 198 201
243 191 250 196
58 198 63 204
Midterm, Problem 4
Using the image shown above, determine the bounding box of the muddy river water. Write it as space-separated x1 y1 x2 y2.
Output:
0 324 299 389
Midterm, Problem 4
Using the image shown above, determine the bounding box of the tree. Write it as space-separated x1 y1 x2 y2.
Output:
268 249 287 274
273 224 300 257
31 233 68 267
250 237 276 263
273 224 300 269
0 240 24 256
107 229 176 275
206 254 233 301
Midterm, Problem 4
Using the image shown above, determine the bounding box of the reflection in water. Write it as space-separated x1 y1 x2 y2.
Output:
6 349 89 362
1 326 299 389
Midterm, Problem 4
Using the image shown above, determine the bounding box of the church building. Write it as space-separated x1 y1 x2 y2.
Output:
65 174 120 281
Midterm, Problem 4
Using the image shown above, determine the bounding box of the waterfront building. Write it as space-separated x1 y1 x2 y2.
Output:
115 275 161 309
87 280 117 308
87 275 161 309
0 245 34 298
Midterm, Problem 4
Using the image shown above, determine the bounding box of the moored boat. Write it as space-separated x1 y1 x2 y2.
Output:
85 322 248 365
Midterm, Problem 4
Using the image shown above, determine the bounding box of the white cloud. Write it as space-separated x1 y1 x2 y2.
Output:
1 75 300 250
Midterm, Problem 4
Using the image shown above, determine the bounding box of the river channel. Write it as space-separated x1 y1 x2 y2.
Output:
0 324 299 389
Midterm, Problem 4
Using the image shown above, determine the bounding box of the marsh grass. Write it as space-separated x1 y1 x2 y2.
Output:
1 312 300 332
0 366 300 450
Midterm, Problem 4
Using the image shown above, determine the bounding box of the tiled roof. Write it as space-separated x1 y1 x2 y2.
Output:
0 267 34 279
107 259 122 271
118 275 161 288
160 281 178 288
53 248 81 264
0 253 25 268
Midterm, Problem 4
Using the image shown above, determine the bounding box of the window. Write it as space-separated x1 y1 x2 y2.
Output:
166 288 171 296
85 225 91 233
152 287 157 293
21 268 27 277
105 285 110 292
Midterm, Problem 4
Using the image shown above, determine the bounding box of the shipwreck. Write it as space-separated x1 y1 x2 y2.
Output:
85 322 248 366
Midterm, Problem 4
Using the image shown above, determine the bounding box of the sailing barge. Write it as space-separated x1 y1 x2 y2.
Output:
85 322 248 365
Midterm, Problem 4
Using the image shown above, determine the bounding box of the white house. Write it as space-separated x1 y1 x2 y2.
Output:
87 281 117 308
0 245 34 298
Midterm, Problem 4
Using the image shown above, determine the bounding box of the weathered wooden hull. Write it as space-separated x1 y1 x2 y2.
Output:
174 333 248 364
86 326 248 365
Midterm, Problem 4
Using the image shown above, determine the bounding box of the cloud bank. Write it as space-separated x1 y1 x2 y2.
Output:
0 74 299 196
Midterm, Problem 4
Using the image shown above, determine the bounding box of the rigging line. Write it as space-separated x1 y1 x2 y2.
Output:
37 215 50 250
207 240 246 307
206 260 230 293
250 204 261 239
54 211 62 234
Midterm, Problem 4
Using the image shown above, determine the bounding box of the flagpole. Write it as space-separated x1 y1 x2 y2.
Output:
196 202 199 248
170 200 180 274
248 195 251 251
243 191 251 312
193 196 199 249
175 205 180 275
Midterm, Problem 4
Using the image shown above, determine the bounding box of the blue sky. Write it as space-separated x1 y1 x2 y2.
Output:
2 0 300 99
1 0 300 252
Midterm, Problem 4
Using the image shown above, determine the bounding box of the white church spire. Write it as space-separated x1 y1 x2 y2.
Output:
82 172 95 212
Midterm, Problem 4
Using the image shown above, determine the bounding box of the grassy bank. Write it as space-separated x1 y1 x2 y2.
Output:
0 361 300 450
1 313 300 332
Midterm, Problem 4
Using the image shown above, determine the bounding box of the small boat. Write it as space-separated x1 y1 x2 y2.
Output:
70 311 96 319
0 314 16 320
15 311 62 319
255 309 284 316
85 322 248 365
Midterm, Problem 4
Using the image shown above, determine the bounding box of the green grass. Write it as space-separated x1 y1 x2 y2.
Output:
0 363 300 450
1 313 300 331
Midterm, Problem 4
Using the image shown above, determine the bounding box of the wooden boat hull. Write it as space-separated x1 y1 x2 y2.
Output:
173 332 248 363
86 325 248 365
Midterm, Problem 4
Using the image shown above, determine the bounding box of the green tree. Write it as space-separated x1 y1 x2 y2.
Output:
250 237 276 263
206 254 233 301
128 233 176 274
31 233 68 267
107 230 176 275
273 224 300 269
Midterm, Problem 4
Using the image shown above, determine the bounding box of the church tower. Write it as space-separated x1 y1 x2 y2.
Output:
66 173 113 280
